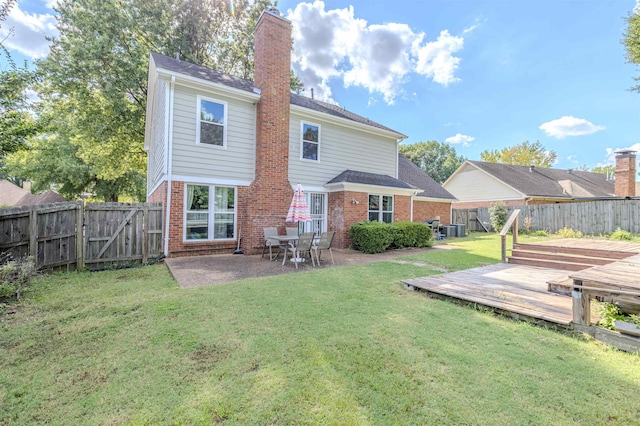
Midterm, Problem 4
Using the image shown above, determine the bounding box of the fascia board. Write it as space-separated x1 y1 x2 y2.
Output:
324 181 419 196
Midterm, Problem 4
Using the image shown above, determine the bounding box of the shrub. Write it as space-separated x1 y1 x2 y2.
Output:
0 256 37 301
609 227 632 241
556 227 583 238
390 222 433 249
488 202 507 232
535 230 548 237
349 222 394 254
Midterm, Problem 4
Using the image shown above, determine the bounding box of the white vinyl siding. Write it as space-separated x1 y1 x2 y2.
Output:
171 85 255 181
444 165 523 202
147 78 168 193
288 114 397 187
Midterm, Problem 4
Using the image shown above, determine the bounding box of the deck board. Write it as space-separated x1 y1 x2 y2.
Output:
403 264 581 326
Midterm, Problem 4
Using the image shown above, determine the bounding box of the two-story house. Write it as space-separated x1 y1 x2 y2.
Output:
145 9 455 256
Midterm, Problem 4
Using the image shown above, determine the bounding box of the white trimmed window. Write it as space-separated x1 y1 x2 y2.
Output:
185 184 236 241
301 122 320 161
197 96 226 147
368 195 393 223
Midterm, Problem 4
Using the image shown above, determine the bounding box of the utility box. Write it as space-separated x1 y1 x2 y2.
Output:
442 226 456 238
453 224 466 237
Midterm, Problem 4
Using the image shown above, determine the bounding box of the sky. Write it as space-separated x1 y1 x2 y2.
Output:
2 0 639 170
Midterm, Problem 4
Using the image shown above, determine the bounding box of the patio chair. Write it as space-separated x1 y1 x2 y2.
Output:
285 232 316 269
311 230 335 265
262 227 284 261
427 219 440 240
286 227 299 237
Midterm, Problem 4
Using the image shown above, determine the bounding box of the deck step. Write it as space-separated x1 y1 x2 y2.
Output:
507 256 593 271
511 249 614 266
514 243 632 260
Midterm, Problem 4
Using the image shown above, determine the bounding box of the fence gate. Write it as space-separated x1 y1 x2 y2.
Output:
84 202 163 267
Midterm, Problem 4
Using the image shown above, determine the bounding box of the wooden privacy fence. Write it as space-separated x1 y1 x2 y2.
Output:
0 201 163 270
454 199 640 235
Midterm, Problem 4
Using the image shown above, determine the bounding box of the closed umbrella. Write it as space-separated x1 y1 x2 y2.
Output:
286 184 312 225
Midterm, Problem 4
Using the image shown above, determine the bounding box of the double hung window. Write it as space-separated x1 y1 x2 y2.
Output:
301 122 319 161
185 184 236 240
197 96 226 147
368 195 393 223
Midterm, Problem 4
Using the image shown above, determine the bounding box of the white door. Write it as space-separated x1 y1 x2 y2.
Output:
300 192 327 236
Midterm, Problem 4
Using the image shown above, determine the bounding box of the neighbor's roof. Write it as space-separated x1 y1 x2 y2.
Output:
397 154 456 200
467 161 615 198
150 52 404 136
326 170 415 189
0 180 66 207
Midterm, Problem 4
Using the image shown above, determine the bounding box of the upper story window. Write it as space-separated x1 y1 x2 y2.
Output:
301 122 320 161
368 195 393 223
197 96 226 147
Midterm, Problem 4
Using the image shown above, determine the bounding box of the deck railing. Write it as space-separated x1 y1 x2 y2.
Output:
500 209 521 263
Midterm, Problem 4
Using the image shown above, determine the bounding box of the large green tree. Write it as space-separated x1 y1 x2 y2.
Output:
480 141 557 167
624 7 640 92
399 141 466 184
9 0 277 201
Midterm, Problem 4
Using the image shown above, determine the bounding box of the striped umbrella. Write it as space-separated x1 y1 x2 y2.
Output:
286 184 312 223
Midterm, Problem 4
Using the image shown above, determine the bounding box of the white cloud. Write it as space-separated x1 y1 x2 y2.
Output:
445 133 474 146
287 1 465 104
539 116 605 139
0 3 57 59
566 155 579 164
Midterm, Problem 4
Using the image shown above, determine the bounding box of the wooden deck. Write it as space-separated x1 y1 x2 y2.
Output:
403 263 595 327
521 238 640 254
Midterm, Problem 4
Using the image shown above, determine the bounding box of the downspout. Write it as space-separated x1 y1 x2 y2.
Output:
163 75 176 256
410 196 413 222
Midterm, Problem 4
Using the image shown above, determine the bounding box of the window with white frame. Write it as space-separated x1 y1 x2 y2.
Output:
368 195 393 223
197 96 226 147
301 122 319 161
185 184 236 241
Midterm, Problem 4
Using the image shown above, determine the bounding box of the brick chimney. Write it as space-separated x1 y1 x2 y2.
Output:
615 149 637 197
243 9 293 253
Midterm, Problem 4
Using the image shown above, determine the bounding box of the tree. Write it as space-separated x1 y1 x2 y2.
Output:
10 0 280 201
480 141 557 167
623 7 640 92
399 141 466 184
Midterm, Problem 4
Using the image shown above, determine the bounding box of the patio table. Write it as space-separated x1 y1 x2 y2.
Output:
267 235 299 265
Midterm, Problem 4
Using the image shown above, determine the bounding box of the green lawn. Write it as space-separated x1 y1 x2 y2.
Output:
1 234 639 425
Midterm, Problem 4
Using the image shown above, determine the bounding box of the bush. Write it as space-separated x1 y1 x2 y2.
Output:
609 227 632 241
349 221 433 254
349 222 394 254
535 230 548 237
488 202 507 232
556 227 583 238
390 222 433 249
0 256 37 301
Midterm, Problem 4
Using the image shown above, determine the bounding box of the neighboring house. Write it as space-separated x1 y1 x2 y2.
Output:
0 180 66 207
443 150 637 209
144 9 454 256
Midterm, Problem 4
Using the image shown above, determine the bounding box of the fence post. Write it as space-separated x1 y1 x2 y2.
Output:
76 201 84 270
142 204 149 263
29 208 38 262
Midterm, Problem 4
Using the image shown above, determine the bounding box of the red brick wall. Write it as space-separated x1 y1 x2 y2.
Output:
394 195 411 222
243 11 294 254
413 200 452 225
328 191 368 249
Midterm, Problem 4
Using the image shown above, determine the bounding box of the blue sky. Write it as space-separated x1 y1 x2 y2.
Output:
2 0 639 170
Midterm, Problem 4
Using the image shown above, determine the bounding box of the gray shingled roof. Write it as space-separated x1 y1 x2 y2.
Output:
398 154 456 200
469 161 615 198
150 52 404 136
326 170 415 189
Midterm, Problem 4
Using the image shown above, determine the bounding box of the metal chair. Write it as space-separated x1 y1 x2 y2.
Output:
262 227 283 261
286 227 299 237
285 232 316 269
311 231 335 265
428 219 440 240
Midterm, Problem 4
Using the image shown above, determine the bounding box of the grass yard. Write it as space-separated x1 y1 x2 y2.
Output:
1 234 639 424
